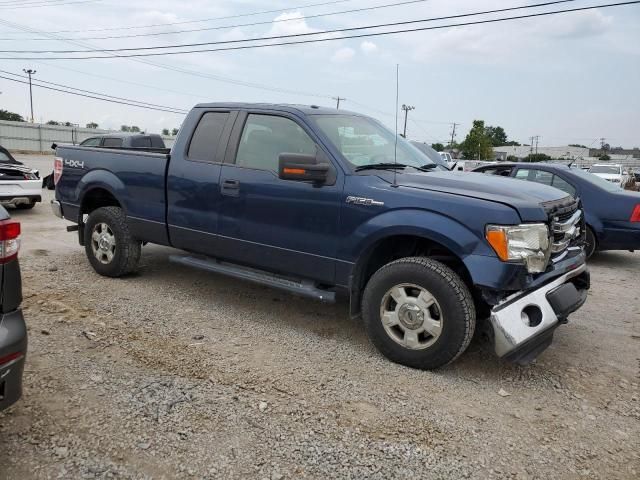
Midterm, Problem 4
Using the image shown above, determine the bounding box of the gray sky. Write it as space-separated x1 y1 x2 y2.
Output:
0 0 638 147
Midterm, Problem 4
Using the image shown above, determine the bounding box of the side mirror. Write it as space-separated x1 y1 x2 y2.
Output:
278 153 332 184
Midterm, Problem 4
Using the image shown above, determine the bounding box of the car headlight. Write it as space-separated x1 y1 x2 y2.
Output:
486 224 551 273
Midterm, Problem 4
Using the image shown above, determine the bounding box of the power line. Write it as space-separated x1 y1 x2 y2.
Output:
4 1 636 60
4 0 579 53
0 19 334 100
0 0 434 41
0 69 188 112
5 0 354 34
0 0 101 9
0 74 187 114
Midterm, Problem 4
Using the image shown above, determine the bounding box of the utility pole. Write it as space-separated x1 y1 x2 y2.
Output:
23 68 36 123
449 122 459 148
332 96 346 110
401 104 415 138
529 135 540 160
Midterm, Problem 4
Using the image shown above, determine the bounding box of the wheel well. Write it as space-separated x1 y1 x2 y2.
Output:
81 188 121 216
78 188 121 246
350 235 481 316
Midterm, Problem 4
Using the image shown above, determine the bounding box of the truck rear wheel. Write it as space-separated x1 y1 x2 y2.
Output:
362 257 475 370
84 206 141 277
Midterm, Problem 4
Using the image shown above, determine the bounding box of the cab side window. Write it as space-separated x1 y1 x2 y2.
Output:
235 114 316 172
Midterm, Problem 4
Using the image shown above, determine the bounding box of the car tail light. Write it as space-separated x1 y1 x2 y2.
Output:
53 156 63 185
0 351 23 367
631 204 640 223
0 220 20 264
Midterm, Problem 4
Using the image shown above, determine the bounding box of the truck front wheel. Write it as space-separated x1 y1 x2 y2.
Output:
362 257 476 369
84 206 141 277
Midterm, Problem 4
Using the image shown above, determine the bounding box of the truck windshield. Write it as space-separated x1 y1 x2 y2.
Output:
313 115 436 170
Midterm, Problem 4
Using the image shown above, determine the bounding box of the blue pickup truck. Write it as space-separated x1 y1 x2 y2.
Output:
52 103 589 369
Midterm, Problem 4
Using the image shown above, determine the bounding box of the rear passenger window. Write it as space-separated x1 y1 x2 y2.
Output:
235 114 316 172
515 169 552 186
551 175 577 196
131 137 152 148
81 137 101 147
188 112 229 162
103 138 123 148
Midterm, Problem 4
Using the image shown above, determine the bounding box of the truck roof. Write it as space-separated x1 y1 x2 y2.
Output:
193 102 363 116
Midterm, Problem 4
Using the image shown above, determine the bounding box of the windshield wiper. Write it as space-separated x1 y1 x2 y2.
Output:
414 164 439 171
355 162 409 172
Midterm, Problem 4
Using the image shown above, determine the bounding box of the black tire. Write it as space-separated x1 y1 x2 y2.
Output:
84 206 141 277
15 202 35 210
585 226 597 259
362 257 476 370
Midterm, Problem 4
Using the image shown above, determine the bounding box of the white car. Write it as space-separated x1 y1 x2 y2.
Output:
588 163 624 186
0 146 42 210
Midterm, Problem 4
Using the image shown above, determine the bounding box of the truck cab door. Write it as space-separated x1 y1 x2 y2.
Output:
216 112 344 284
166 110 238 256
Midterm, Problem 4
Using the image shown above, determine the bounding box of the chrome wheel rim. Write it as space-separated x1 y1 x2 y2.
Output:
91 222 116 265
379 283 443 350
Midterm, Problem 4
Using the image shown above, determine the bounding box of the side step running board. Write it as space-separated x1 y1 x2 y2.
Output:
169 255 336 303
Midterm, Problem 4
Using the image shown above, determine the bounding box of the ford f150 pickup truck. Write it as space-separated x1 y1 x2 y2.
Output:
51 103 589 369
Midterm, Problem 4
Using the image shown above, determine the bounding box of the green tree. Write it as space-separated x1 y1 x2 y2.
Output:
569 144 587 148
431 143 445 152
503 140 521 146
598 154 611 161
86 122 99 129
130 126 141 133
485 125 508 147
120 125 131 132
461 120 494 160
161 128 170 136
46 120 60 125
0 109 25 122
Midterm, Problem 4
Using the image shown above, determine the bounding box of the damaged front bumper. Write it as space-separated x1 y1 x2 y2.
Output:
489 262 589 365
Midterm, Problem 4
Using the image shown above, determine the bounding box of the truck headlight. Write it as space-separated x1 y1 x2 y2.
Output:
486 224 550 273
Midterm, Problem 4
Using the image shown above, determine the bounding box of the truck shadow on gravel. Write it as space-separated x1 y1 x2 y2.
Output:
130 248 535 380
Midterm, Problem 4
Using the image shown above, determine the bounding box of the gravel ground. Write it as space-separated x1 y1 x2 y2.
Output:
0 155 639 479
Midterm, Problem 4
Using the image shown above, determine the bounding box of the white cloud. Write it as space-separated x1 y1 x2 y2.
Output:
360 41 378 54
331 47 356 63
533 10 613 38
268 11 318 36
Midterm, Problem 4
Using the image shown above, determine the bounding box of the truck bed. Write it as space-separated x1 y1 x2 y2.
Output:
55 144 170 244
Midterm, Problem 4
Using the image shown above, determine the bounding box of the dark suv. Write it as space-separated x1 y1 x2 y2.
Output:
0 205 26 411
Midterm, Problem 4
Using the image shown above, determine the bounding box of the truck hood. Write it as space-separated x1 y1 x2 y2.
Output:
394 171 569 221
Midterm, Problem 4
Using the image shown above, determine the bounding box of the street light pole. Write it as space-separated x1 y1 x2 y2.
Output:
401 104 415 138
23 69 36 123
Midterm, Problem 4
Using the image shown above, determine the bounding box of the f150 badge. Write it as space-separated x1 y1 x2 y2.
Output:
64 159 85 169
346 196 384 206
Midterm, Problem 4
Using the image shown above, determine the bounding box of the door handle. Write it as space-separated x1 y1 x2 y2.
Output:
221 179 240 196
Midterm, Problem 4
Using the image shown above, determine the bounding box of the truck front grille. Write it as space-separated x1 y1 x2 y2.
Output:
542 197 583 256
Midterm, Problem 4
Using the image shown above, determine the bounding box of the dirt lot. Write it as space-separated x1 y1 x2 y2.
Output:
0 155 639 479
